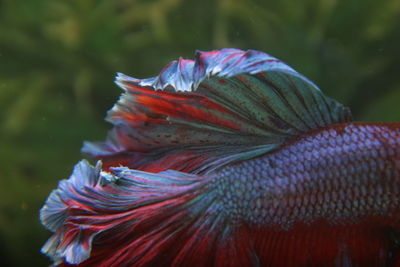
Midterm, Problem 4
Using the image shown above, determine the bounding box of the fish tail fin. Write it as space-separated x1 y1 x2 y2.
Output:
82 49 351 173
40 160 258 266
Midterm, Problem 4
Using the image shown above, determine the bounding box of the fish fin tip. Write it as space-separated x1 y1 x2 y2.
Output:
40 160 104 264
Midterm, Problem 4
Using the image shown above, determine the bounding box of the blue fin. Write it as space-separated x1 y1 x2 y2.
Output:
40 160 259 266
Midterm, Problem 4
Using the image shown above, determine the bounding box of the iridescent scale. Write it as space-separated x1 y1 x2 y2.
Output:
215 123 400 227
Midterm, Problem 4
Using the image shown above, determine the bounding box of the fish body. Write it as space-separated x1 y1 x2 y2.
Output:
41 49 400 266
215 122 400 266
217 122 400 227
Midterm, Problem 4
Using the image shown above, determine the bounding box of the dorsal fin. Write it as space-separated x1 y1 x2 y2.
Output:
82 48 352 173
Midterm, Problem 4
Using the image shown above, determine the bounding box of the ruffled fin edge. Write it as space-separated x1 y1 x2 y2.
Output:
40 160 260 266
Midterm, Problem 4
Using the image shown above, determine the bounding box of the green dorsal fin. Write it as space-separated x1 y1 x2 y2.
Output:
82 48 352 173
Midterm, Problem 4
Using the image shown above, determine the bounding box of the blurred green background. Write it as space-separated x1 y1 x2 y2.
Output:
1 0 400 265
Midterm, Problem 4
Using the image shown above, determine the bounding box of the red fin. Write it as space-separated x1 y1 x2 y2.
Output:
83 83 276 173
99 149 211 173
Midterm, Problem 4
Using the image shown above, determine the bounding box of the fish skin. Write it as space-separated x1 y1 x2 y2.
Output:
217 122 400 227
40 49 400 267
192 122 400 266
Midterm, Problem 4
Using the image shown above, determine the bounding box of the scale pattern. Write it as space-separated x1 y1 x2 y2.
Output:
215 123 400 227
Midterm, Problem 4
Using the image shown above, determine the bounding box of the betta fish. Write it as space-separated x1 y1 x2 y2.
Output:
40 48 400 266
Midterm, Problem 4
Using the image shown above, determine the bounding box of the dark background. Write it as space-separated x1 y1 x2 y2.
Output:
1 0 400 266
